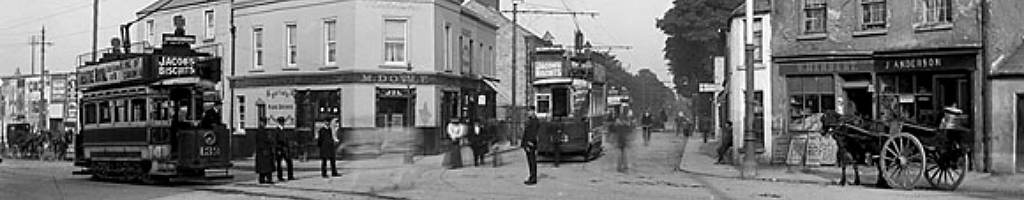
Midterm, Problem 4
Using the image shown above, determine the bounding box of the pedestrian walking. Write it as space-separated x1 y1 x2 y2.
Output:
641 112 653 146
522 108 540 185
255 118 276 184
274 117 296 181
317 119 341 178
716 121 734 164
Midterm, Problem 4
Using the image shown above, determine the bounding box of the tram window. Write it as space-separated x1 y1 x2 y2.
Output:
536 94 551 114
84 103 97 124
115 100 127 123
152 99 172 121
131 99 147 121
552 88 569 117
98 101 111 123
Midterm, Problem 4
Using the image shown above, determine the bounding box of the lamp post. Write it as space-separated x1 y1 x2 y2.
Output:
740 0 758 179
405 62 415 164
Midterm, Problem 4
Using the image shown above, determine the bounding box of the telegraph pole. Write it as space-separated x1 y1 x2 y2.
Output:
30 27 54 135
740 0 758 179
92 0 99 62
511 0 520 148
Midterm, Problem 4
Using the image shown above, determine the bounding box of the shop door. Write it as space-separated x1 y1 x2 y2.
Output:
1017 94 1024 173
935 76 971 126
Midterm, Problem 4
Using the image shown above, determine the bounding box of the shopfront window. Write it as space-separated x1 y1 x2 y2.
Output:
879 74 937 124
376 88 413 127
788 76 835 116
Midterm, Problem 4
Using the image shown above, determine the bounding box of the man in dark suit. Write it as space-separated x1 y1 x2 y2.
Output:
274 117 296 181
255 117 276 184
522 108 540 185
317 119 341 178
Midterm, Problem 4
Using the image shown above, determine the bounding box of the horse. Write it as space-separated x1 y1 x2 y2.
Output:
825 112 890 187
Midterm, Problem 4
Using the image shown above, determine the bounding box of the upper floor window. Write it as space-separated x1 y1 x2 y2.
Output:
204 10 215 40
253 27 264 69
803 0 827 34
861 0 887 30
748 18 764 62
323 19 337 65
145 20 155 47
286 24 298 67
444 23 452 72
919 0 952 25
384 18 408 64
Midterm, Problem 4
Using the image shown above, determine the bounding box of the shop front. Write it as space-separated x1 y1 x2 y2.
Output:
774 50 980 166
231 71 496 157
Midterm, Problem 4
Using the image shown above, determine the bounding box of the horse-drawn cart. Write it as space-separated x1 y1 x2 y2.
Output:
831 111 970 190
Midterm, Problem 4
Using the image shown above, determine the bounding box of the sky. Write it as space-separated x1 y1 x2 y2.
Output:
500 0 675 88
0 0 675 87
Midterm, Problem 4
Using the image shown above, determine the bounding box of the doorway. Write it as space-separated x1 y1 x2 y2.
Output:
1017 94 1024 173
843 88 873 118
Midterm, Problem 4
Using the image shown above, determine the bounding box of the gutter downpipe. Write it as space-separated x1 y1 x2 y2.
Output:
979 0 991 172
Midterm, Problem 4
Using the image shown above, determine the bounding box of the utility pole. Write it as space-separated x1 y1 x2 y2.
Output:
92 0 99 63
30 27 54 135
740 0 758 179
511 0 520 149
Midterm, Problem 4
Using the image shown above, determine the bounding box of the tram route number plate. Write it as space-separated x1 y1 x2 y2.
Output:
200 146 221 156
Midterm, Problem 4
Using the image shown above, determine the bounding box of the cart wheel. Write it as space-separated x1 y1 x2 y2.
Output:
925 151 967 190
879 133 926 190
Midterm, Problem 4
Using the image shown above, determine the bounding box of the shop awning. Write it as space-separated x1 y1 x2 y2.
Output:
482 79 509 102
993 44 1024 76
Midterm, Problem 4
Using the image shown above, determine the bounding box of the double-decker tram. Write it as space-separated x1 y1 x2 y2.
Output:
73 30 230 183
531 47 607 161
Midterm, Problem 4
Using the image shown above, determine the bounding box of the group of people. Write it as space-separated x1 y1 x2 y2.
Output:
445 118 498 168
254 117 343 184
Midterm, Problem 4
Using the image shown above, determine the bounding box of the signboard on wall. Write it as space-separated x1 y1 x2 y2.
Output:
534 61 563 78
240 87 297 129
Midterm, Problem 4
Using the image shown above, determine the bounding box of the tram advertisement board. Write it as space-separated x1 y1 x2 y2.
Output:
77 57 146 88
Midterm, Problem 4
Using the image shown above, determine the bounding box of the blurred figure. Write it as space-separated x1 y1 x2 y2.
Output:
716 121 734 165
522 108 540 185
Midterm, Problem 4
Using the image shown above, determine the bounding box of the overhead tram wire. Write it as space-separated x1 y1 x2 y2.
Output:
0 0 108 31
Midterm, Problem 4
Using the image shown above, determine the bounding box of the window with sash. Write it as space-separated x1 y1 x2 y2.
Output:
861 0 887 30
384 18 407 64
285 24 298 66
803 0 827 34
919 0 952 25
323 19 337 65
253 27 264 69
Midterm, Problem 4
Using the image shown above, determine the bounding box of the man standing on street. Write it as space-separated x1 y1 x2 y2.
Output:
317 119 341 178
255 118 276 184
275 117 296 181
522 107 540 185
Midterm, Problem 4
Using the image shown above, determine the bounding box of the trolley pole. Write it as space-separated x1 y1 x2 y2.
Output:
740 0 758 179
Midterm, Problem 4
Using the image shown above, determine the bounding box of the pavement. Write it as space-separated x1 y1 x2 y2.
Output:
679 133 1024 196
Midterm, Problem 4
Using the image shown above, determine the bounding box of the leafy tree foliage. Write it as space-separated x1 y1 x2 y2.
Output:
657 0 742 97
592 52 677 117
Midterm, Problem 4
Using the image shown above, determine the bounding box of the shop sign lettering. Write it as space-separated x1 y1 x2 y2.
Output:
883 57 942 71
158 66 195 76
158 56 197 67
360 74 428 84
377 88 411 97
265 89 294 99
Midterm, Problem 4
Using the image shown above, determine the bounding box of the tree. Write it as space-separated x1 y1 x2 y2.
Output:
657 0 742 97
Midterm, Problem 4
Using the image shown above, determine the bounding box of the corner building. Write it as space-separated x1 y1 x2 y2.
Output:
230 0 498 155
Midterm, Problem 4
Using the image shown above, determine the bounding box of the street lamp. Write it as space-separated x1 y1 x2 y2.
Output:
405 62 415 164
740 0 758 179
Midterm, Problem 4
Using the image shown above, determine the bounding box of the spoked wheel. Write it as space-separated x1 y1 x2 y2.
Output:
879 133 926 190
924 148 967 190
